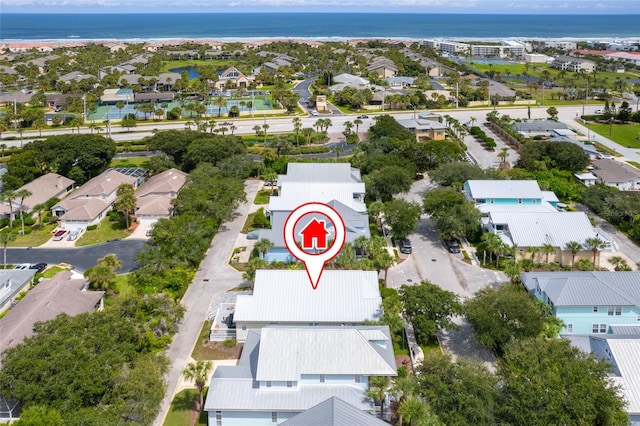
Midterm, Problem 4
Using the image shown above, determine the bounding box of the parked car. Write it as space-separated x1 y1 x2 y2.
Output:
220 121 233 126
29 263 48 273
146 223 155 237
445 239 461 253
67 227 83 241
357 115 369 119
310 110 319 116
398 238 412 254
594 109 603 114
52 230 68 241
14 263 32 270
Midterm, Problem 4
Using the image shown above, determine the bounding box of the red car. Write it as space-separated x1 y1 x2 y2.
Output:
52 230 68 241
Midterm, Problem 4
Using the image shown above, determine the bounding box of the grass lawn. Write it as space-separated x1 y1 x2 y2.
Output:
75 221 130 247
112 274 135 297
583 121 640 149
8 224 57 247
110 157 153 168
628 161 640 169
164 388 202 426
254 189 271 204
191 320 217 360
161 59 238 74
41 265 68 279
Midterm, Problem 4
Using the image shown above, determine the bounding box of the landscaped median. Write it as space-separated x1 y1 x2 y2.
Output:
582 121 640 149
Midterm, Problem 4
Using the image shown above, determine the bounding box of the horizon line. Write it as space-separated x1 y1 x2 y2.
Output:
3 11 640 15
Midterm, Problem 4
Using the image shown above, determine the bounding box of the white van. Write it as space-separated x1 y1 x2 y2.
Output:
67 227 83 241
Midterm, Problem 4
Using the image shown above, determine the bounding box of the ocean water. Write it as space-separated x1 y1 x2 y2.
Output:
1 13 639 41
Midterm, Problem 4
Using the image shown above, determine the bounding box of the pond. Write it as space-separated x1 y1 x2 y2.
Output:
168 66 200 79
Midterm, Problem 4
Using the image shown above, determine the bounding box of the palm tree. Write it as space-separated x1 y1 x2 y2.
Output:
374 250 394 286
85 264 116 291
114 183 136 230
292 117 302 147
115 101 125 118
608 256 626 271
214 96 227 117
526 246 540 263
498 147 509 166
366 376 390 419
255 238 274 259
14 189 32 235
301 127 314 145
481 232 503 267
585 237 606 267
343 120 353 136
542 243 556 264
565 241 583 269
353 118 363 137
252 125 262 142
32 202 47 230
262 123 270 146
0 190 17 228
392 377 419 426
183 360 213 410
0 231 16 269
0 143 6 162
98 253 122 270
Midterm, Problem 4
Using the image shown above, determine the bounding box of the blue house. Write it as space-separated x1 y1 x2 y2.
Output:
463 179 558 209
521 271 640 336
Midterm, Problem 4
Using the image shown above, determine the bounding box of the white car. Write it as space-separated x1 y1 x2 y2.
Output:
14 263 32 270
310 110 318 116
594 109 603 114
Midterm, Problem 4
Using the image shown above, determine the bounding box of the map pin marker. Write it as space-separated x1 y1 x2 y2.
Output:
283 202 346 290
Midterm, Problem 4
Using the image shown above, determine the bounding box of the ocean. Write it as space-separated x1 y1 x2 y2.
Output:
1 13 639 41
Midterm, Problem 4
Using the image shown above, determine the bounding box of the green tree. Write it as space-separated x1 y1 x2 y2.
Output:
464 284 548 355
13 405 64 426
546 107 559 120
498 337 628 426
214 96 227 117
0 230 16 268
366 376 390 419
183 360 213 410
255 238 274 259
85 263 116 291
565 240 583 269
542 243 556 264
382 199 422 239
113 183 136 229
14 188 32 235
400 281 462 345
115 101 125 118
0 190 17 228
367 165 413 201
32 202 48 230
417 352 498 425
98 253 122 270
398 396 443 426
121 115 137 131
585 236 606 267
292 117 302 147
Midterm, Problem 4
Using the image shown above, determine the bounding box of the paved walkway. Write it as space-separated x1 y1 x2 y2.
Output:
153 179 261 426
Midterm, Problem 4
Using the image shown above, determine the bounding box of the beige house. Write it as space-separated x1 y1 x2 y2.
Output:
0 270 104 360
0 173 74 221
51 169 137 229
591 159 640 191
396 116 447 141
214 66 255 90
366 57 398 78
135 168 187 224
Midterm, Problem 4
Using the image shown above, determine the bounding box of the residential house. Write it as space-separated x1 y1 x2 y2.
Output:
280 396 390 426
231 270 382 342
277 163 362 187
329 73 370 94
157 72 181 91
0 270 36 314
58 71 97 84
591 159 640 191
135 168 187 224
566 336 640 424
396 118 447 141
551 55 597 73
522 271 640 336
384 76 415 88
17 173 75 212
512 120 569 138
0 270 104 360
464 180 612 262
574 171 598 187
51 169 137 229
366 57 398 77
204 325 397 425
215 66 254 90
0 66 17 75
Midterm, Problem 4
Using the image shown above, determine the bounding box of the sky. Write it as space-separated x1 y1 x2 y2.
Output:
2 0 640 14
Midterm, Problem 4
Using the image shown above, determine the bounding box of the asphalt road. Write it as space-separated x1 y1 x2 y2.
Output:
5 239 145 273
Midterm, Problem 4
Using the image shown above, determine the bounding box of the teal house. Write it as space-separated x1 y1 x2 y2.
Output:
521 271 640 336
463 179 559 209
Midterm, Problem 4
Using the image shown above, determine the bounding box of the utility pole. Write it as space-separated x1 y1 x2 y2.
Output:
455 82 459 109
582 78 589 116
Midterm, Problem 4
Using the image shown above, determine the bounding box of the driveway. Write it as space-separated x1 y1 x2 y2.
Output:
388 177 501 369
153 179 261 426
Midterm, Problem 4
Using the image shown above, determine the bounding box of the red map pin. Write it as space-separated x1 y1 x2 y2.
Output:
283 202 346 290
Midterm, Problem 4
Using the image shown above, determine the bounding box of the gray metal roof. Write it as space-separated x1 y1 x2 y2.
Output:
256 327 396 381
611 325 640 335
512 120 569 133
204 326 395 412
489 211 597 248
0 270 36 310
521 271 640 307
278 163 361 184
397 118 447 131
234 270 382 323
281 396 389 426
465 179 544 200
269 182 366 213
258 200 370 247
607 339 640 415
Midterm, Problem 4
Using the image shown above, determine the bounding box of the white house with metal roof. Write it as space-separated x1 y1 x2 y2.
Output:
231 270 382 342
591 159 640 191
463 179 559 210
204 325 397 426
521 271 640 336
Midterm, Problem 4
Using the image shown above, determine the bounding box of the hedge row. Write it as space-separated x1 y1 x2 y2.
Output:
469 126 496 149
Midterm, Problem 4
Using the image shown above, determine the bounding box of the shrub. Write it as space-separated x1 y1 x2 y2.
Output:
223 339 237 348
86 224 98 231
22 227 33 235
